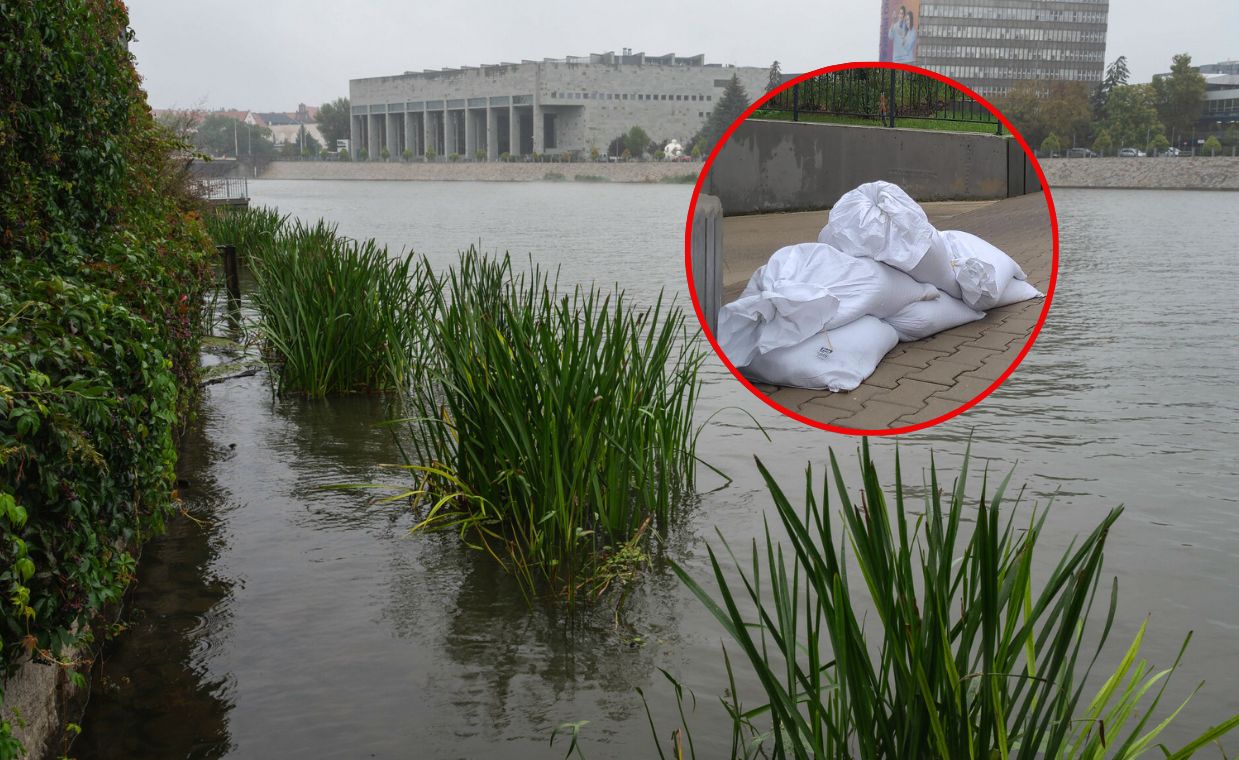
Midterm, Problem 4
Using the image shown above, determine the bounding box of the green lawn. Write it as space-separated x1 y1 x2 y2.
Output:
751 109 1003 135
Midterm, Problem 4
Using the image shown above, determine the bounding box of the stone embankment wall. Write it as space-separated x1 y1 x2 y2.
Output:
258 160 700 183
1040 157 1239 190
701 120 1026 214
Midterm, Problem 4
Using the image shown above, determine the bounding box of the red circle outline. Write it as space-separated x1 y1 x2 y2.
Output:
683 61 1059 436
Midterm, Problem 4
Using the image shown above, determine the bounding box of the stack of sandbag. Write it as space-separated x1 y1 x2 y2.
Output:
717 180 1041 392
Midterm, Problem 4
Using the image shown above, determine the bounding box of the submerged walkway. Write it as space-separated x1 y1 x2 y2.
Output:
722 193 1053 430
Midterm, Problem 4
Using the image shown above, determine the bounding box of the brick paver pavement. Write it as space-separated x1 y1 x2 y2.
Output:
724 192 1053 431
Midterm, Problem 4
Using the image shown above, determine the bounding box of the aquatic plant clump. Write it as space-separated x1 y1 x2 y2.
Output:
401 252 705 602
664 442 1239 759
202 205 288 259
247 220 430 397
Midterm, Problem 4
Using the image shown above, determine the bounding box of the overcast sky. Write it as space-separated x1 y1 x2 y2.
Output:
128 0 1237 111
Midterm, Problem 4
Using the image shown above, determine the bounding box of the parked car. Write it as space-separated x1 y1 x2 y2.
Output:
1065 147 1098 158
1160 147 1182 157
1118 147 1146 157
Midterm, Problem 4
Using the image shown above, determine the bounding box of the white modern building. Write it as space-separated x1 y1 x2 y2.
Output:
348 51 768 160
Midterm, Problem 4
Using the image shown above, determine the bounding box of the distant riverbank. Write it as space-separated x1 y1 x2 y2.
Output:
1040 156 1239 190
257 160 700 184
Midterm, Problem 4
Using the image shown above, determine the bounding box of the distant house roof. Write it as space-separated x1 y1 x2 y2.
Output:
256 112 300 126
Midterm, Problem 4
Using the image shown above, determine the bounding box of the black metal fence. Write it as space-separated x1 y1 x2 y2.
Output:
759 69 1002 134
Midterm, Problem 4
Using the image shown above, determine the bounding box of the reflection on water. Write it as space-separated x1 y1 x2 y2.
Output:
76 184 1239 757
75 409 235 758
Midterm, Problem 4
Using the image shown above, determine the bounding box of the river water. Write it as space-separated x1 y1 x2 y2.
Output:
75 182 1239 758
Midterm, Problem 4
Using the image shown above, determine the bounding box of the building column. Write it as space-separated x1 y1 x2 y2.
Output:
387 113 400 158
509 105 520 156
349 114 360 159
367 114 381 159
404 111 414 156
465 109 476 158
486 107 498 161
444 111 456 156
532 101 544 155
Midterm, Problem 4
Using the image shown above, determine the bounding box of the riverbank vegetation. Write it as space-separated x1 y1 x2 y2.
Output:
1 3 213 753
402 253 704 603
634 443 1239 759
203 208 707 604
202 205 288 262
245 219 428 396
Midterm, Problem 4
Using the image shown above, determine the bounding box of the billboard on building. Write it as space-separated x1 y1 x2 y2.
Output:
878 0 921 64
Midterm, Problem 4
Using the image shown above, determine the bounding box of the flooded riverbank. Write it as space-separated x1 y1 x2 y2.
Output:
76 183 1239 758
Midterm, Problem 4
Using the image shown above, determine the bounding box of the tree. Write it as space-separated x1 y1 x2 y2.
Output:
1148 133 1170 154
766 60 783 93
997 81 1089 149
300 129 321 155
317 97 350 150
625 126 650 159
1152 54 1206 145
1040 133 1062 156
997 81 1047 145
1091 128 1113 156
1203 135 1222 155
1092 55 1130 120
1101 84 1163 149
695 74 751 153
1040 81 1093 148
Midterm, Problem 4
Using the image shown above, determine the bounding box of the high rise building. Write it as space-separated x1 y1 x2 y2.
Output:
878 0 1109 99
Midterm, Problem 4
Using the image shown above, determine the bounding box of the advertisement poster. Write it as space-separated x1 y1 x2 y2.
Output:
879 0 921 64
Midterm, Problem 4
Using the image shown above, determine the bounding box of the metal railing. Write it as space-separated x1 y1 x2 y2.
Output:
758 69 1002 134
191 176 249 201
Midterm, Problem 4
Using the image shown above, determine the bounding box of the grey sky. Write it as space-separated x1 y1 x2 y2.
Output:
129 0 1236 111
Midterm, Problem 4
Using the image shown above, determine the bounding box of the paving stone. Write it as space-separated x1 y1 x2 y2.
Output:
932 375 997 403
894 396 971 426
962 329 1024 351
834 400 921 430
905 360 973 386
879 378 949 408
765 386 831 410
799 384 882 415
936 345 999 371
862 360 919 389
884 346 952 368
914 331 972 354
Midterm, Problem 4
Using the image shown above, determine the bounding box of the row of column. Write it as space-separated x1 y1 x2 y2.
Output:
350 104 545 160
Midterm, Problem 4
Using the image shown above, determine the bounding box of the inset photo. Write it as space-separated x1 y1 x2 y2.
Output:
688 63 1056 434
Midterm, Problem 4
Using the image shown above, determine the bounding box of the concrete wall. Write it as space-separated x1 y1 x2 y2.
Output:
1040 156 1239 190
703 120 1016 214
258 160 700 183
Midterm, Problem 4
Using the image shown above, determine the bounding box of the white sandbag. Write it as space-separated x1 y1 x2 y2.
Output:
885 290 985 342
945 230 1034 310
717 283 840 369
717 243 933 367
742 316 899 392
906 230 964 300
987 278 1043 309
817 181 936 271
740 243 937 329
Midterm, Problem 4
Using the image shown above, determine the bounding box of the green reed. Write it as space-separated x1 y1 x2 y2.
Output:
202 204 288 259
246 219 430 397
662 441 1239 759
395 251 705 604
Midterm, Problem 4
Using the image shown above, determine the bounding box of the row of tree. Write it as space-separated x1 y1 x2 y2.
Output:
999 53 1234 155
